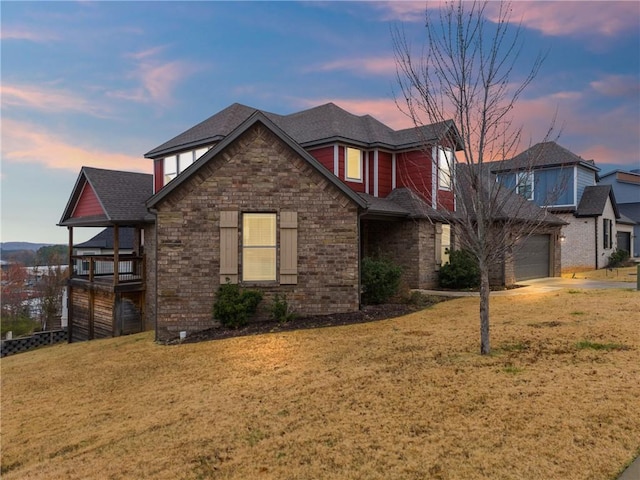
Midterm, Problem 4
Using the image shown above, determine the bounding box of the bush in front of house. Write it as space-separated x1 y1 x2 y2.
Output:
213 281 263 328
608 249 630 268
361 257 403 305
269 294 298 324
439 249 480 289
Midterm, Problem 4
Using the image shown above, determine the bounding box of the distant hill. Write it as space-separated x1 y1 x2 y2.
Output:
1 242 60 252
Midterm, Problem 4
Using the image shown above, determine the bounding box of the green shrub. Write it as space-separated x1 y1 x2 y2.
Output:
269 294 298 324
608 249 629 268
213 281 263 328
438 249 480 289
361 257 403 305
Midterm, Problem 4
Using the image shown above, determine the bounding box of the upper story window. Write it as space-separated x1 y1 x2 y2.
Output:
163 146 211 186
516 171 534 200
346 147 362 182
437 147 453 190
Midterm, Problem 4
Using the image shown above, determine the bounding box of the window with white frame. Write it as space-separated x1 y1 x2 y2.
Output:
163 146 212 186
437 147 453 190
346 147 362 182
242 213 277 281
516 171 534 200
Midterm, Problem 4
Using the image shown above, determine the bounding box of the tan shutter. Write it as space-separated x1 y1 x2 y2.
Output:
220 210 238 284
280 211 298 284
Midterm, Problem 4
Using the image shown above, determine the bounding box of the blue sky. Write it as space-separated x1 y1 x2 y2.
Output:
2 1 639 243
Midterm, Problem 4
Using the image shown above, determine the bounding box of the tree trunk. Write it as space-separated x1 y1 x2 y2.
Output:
479 263 491 355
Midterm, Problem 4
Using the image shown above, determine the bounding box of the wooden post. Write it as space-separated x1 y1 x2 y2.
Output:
113 225 120 286
67 227 73 342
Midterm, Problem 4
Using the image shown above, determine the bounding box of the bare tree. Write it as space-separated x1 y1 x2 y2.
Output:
393 1 558 354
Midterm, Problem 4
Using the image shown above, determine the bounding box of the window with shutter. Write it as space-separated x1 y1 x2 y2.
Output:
242 213 277 281
220 211 238 284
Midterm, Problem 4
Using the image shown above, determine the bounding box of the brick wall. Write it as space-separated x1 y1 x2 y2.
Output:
559 213 596 272
362 219 440 290
153 124 360 340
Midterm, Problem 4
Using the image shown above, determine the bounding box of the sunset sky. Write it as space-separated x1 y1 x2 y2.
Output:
2 1 639 243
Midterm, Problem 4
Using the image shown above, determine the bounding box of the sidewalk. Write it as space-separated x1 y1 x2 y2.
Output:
416 276 636 297
617 456 640 480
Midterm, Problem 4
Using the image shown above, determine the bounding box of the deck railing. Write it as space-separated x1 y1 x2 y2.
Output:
71 254 145 285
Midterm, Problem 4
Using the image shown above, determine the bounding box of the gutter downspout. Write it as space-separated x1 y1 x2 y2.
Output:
594 217 598 269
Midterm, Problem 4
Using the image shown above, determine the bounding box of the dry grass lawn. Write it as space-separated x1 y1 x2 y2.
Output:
2 289 639 480
562 265 638 282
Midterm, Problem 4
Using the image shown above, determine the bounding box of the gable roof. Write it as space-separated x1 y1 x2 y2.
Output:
146 111 368 210
492 141 600 173
618 203 640 223
59 167 154 227
74 227 135 249
576 185 620 218
145 102 463 159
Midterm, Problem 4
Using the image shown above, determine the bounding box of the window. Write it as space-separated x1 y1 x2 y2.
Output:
603 218 613 249
164 156 177 184
437 147 453 190
516 172 534 200
242 213 277 281
220 211 298 285
346 147 362 181
162 146 212 186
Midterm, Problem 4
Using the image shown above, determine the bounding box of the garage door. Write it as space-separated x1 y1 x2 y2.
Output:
515 234 550 281
617 232 631 254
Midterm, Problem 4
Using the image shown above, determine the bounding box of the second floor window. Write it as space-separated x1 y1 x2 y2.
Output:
516 172 534 200
437 147 453 190
346 147 362 182
163 147 211 186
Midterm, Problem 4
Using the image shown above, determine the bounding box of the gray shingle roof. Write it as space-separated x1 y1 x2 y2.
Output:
618 203 640 223
59 167 154 227
145 102 462 159
576 185 619 218
492 141 600 173
74 227 135 249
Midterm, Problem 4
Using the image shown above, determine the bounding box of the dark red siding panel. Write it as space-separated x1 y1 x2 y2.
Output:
396 150 433 204
338 146 345 180
378 151 393 197
308 146 335 174
367 151 374 195
72 182 104 218
154 159 164 193
438 190 455 211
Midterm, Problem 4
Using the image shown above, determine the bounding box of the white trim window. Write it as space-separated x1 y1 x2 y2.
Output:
437 147 453 190
346 147 363 182
242 213 277 282
516 171 534 200
163 146 211 186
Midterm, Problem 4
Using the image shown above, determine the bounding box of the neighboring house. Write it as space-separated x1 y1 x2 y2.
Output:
74 227 136 275
59 103 562 342
598 170 640 257
493 142 625 271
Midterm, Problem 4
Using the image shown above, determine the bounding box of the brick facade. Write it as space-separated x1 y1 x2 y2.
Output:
152 124 360 340
362 219 440 290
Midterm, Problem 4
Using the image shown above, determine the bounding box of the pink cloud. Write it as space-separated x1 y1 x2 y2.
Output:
487 2 638 37
108 47 199 105
1 83 111 117
375 1 637 38
2 119 148 174
590 74 640 98
305 57 397 76
0 27 58 42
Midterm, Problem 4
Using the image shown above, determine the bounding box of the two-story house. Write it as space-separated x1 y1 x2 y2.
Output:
493 141 625 271
598 169 640 258
59 103 561 342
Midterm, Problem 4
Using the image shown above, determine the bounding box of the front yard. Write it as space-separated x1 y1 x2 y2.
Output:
2 288 639 479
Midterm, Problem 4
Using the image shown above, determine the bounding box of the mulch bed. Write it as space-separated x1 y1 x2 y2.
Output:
171 303 428 345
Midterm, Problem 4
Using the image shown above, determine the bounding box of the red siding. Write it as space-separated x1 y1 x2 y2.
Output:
308 146 335 174
438 190 455 211
396 150 433 204
72 182 103 218
154 159 164 193
378 151 393 197
367 151 374 194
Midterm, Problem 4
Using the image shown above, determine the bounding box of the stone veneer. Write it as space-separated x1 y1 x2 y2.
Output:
152 123 360 340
